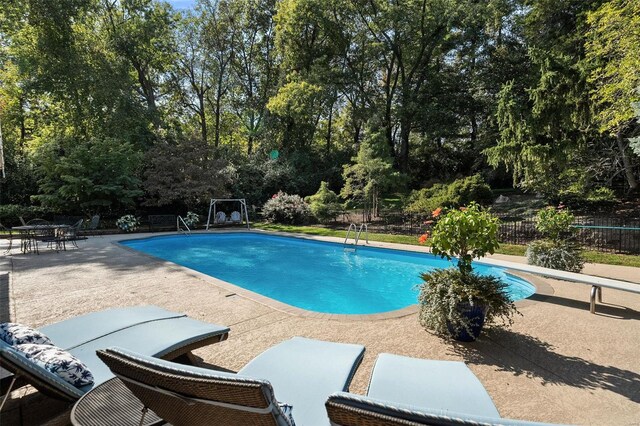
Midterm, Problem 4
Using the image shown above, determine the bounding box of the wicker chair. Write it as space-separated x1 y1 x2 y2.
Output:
96 337 365 426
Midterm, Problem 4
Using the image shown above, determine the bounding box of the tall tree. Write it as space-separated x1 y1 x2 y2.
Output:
227 0 279 155
102 0 177 128
585 0 640 192
172 12 213 144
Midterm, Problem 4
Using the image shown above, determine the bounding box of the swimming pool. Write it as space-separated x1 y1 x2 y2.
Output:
121 233 535 315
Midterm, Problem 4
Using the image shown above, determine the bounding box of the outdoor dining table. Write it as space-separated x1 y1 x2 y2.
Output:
11 224 70 254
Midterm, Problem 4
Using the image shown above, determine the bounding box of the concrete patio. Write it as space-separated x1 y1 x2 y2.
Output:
1 231 639 425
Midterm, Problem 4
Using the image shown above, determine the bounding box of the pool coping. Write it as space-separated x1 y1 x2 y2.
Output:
113 229 554 321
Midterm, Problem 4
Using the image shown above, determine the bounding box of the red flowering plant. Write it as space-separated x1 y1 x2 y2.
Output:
418 207 443 246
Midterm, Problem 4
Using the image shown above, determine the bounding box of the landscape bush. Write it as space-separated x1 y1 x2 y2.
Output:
0 204 49 226
406 175 493 214
526 240 585 273
261 191 311 225
306 181 341 223
527 206 584 272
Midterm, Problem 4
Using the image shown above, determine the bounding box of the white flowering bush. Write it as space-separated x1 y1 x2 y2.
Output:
262 191 310 225
184 211 200 227
116 214 139 232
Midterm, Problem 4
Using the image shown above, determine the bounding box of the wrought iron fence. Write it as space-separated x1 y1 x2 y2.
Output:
374 212 640 255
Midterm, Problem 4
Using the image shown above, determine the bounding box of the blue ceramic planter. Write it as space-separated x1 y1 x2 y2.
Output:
447 303 486 342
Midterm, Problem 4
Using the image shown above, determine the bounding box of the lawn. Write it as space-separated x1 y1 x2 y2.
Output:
252 222 640 268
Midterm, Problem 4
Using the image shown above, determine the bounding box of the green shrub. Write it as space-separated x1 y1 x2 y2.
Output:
585 187 617 204
0 204 49 226
306 181 340 223
535 206 575 242
406 175 493 214
429 203 500 274
417 268 518 339
262 191 311 225
526 240 584 272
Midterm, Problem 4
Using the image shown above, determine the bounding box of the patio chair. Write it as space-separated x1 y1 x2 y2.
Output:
61 219 85 248
82 215 100 236
230 211 242 223
95 336 365 426
325 353 561 426
214 211 227 224
0 306 229 405
0 222 16 253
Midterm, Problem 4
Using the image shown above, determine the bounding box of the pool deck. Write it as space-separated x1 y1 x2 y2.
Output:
1 230 639 425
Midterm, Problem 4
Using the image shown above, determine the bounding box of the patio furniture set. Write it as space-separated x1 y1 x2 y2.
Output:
0 305 560 426
1 215 99 254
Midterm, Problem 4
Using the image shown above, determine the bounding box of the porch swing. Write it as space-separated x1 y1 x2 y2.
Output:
205 198 251 230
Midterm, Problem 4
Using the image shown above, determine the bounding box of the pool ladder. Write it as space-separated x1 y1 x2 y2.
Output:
344 223 368 251
177 216 191 235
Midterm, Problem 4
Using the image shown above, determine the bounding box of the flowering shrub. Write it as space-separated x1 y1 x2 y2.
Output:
262 191 311 225
183 211 199 227
116 214 139 232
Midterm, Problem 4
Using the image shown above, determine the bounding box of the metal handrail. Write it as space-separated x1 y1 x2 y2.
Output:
355 223 369 245
344 223 357 245
177 216 191 235
344 223 368 249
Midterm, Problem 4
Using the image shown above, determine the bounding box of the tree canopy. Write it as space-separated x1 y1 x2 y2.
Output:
0 0 638 214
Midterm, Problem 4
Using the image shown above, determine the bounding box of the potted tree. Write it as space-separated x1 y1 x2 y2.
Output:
417 203 519 341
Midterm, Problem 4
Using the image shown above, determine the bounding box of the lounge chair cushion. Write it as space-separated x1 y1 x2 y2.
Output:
17 344 94 387
238 337 365 426
69 316 230 393
40 305 186 350
326 392 562 426
0 309 230 400
0 323 54 346
366 353 500 418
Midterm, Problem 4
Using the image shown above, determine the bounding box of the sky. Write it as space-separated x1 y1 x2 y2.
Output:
166 0 196 10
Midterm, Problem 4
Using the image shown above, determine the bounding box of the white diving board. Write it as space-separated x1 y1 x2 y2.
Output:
478 258 640 314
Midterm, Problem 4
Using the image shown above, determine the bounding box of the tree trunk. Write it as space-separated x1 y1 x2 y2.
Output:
198 94 207 144
398 118 411 173
353 123 361 148
616 128 638 193
247 110 255 155
214 93 222 149
326 101 334 154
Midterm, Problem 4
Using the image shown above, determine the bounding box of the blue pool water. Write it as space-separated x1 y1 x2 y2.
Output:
121 233 535 314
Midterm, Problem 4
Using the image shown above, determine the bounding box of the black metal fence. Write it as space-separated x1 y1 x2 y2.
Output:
373 212 640 255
